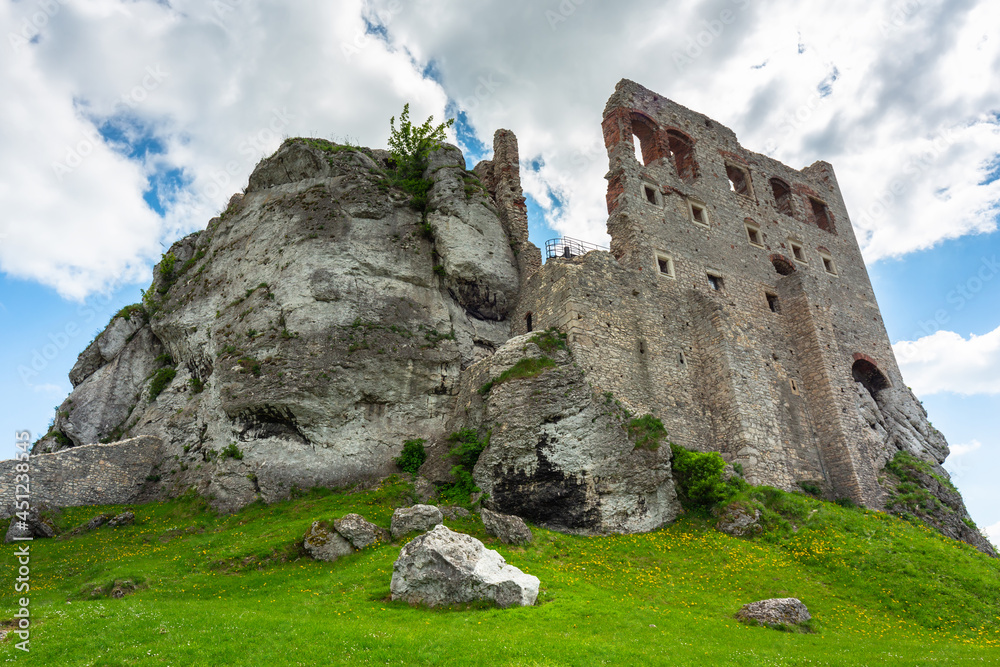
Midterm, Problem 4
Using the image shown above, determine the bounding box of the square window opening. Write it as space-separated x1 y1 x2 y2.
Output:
746 224 763 247
657 254 675 278
707 273 724 291
767 293 781 313
644 185 657 204
820 254 837 275
690 202 708 226
791 243 805 262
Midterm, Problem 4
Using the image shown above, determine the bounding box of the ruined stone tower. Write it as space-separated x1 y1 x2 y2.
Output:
516 79 946 507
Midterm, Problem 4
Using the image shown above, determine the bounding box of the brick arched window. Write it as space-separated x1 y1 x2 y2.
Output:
770 178 793 216
770 254 796 276
852 357 890 402
629 112 661 166
666 129 698 181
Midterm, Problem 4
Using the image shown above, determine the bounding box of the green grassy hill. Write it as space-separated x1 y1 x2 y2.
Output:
1 479 998 665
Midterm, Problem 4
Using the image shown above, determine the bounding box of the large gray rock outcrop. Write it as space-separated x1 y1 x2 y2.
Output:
390 524 538 608
391 505 443 539
736 598 811 628
31 139 528 512
458 333 679 535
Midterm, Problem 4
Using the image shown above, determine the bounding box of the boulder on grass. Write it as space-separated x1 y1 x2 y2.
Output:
736 598 811 629
715 503 761 537
107 511 135 528
390 524 538 608
303 521 355 562
4 506 56 543
334 514 389 549
390 504 443 539
481 507 532 545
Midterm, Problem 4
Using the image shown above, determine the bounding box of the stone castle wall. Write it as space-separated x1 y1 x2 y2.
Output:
515 79 928 506
0 436 162 518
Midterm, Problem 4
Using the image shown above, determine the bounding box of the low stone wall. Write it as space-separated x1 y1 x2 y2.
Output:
0 436 162 518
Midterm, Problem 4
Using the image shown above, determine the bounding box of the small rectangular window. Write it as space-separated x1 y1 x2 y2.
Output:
819 252 837 275
707 273 724 291
689 201 709 227
679 351 687 366
790 242 805 263
726 164 753 198
766 293 781 313
656 253 675 278
745 223 763 247
644 185 657 204
790 379 800 395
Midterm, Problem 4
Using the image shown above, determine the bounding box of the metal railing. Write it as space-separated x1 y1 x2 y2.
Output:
544 237 609 260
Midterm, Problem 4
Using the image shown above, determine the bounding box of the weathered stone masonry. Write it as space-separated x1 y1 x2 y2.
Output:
0 436 162 518
516 79 938 507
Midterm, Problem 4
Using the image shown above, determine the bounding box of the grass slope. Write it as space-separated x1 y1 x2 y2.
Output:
1 479 998 665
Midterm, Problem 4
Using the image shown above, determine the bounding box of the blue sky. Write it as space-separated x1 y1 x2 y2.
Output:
1 0 998 544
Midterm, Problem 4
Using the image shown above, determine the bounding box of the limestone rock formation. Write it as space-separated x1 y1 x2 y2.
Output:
334 513 389 549
302 521 355 562
390 524 538 608
480 508 533 545
390 504 443 539
736 598 812 628
31 135 537 511
455 333 679 535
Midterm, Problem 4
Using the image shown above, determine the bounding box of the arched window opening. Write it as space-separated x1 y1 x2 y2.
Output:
630 112 659 166
525 312 533 333
770 178 793 216
666 129 698 181
852 359 890 403
809 197 836 233
770 254 796 276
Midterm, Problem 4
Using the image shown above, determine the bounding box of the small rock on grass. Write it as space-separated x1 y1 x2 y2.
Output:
736 598 811 630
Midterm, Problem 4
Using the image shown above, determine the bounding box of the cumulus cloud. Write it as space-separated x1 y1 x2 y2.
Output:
894 327 1000 395
1 0 445 299
375 0 1000 258
986 521 1000 549
949 439 983 457
2 0 1000 299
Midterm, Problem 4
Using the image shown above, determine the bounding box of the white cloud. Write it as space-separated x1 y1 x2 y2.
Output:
894 327 1000 395
949 439 983 457
2 0 1000 299
0 0 444 299
986 521 1000 549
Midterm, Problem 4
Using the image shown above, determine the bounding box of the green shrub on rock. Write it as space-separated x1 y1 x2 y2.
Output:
670 444 737 509
394 438 427 474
